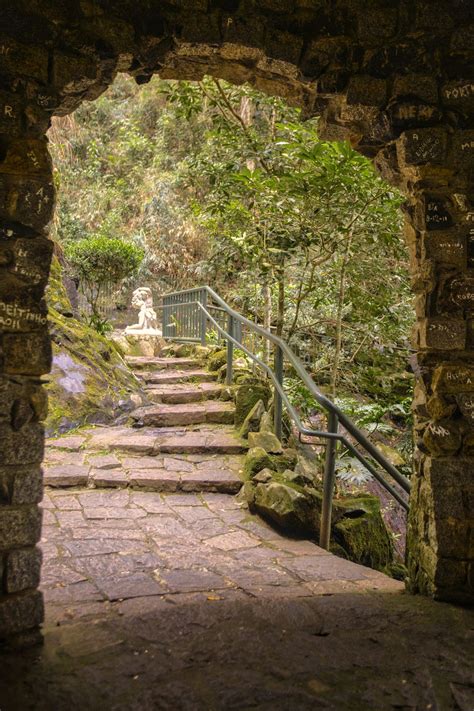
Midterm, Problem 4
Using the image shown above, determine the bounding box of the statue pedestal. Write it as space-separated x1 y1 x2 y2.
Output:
112 330 166 357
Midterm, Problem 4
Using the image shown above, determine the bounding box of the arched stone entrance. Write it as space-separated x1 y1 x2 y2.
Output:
0 0 472 644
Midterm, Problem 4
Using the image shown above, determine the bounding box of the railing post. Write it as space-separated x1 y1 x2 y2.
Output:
200 288 207 346
226 314 234 386
274 345 283 441
319 411 338 550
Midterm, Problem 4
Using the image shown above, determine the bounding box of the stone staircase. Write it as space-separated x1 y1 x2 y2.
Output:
44 349 247 494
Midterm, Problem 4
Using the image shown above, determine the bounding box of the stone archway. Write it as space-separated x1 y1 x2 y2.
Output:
0 0 473 645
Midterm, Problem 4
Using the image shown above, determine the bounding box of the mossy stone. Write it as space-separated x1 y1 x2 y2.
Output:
234 382 271 426
239 399 265 438
253 480 318 534
333 496 394 572
208 349 228 372
242 447 272 480
248 430 282 454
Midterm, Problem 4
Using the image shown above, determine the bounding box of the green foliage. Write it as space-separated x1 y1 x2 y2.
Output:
49 73 414 447
65 235 143 328
66 236 143 286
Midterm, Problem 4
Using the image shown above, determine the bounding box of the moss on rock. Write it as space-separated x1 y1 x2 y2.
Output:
45 257 144 435
234 381 271 426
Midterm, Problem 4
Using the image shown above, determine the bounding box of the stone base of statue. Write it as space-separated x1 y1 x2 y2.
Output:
112 330 166 357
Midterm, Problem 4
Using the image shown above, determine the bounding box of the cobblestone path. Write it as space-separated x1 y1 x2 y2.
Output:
2 351 472 710
40 489 402 609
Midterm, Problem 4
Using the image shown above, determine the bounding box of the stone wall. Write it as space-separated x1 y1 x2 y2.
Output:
0 0 472 643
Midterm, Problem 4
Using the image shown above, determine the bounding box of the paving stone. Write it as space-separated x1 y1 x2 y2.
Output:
43 581 104 604
41 561 88 586
162 457 194 472
77 491 130 508
204 530 261 551
137 515 193 539
157 568 228 594
130 492 170 514
52 495 81 510
164 493 202 507
147 382 224 404
121 456 164 470
87 453 122 470
185 518 230 539
279 555 373 582
41 509 57 525
175 505 219 522
44 464 90 487
55 510 87 526
63 539 149 557
83 507 147 520
129 469 180 491
127 356 201 371
70 527 146 541
158 427 246 455
46 435 87 451
143 369 216 384
98 573 166 601
40 493 56 509
201 493 243 510
131 401 235 427
90 468 129 487
44 450 86 466
180 470 242 494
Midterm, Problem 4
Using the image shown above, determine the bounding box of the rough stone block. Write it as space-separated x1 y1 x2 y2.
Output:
300 37 348 78
3 331 52 375
438 273 474 314
0 505 42 549
423 196 453 231
393 74 438 104
0 590 43 639
0 175 55 231
0 423 44 466
0 295 48 332
0 90 23 137
0 138 52 177
5 546 42 593
417 318 466 350
11 466 43 504
441 80 474 114
397 128 447 166
422 420 462 457
388 102 442 130
52 51 98 95
451 131 474 170
0 38 48 82
432 365 474 394
346 75 387 107
422 231 466 268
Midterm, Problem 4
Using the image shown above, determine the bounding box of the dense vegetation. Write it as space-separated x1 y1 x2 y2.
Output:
49 74 414 459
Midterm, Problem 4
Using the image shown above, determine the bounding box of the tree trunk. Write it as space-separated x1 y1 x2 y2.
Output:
330 228 354 399
262 279 272 365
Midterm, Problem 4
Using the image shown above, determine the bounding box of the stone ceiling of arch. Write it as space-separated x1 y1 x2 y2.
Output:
1 1 472 159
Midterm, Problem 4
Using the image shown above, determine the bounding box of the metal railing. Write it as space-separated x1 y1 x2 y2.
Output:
160 286 411 549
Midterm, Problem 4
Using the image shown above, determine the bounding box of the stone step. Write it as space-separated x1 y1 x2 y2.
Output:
43 451 244 494
131 401 235 427
141 369 216 385
82 425 247 456
126 356 201 371
146 382 225 404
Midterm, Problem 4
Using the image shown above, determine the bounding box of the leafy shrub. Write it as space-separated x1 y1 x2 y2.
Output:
66 236 144 329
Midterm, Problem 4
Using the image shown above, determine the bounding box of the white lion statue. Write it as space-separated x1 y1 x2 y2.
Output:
125 287 161 334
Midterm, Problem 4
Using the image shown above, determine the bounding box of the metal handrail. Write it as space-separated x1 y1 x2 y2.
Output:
159 286 411 549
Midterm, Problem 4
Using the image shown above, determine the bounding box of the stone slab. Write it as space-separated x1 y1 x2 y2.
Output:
43 464 90 487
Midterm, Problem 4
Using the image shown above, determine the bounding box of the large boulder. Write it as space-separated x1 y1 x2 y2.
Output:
253 480 320 534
